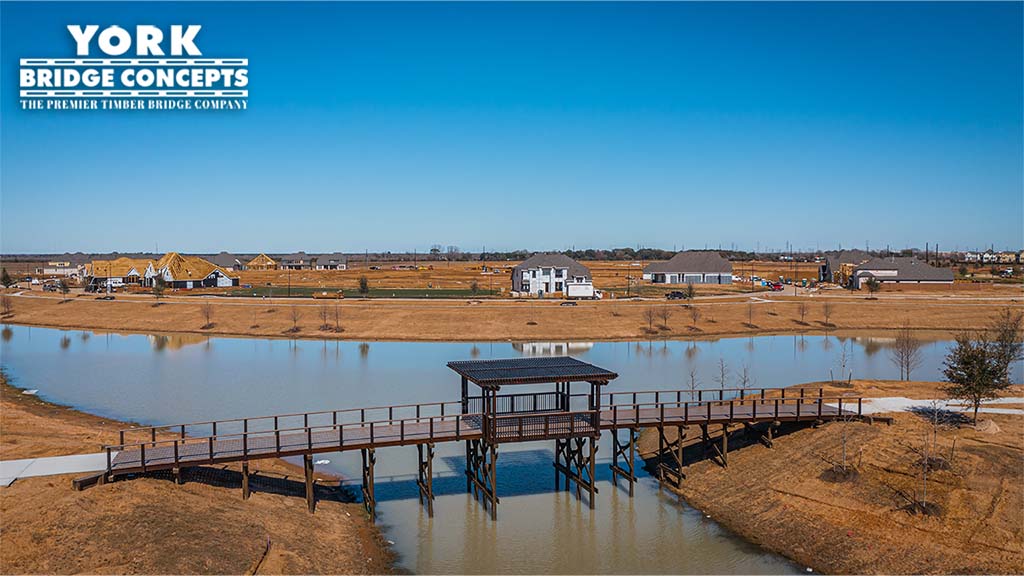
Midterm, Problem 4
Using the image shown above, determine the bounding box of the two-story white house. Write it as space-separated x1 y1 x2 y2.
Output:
512 253 595 298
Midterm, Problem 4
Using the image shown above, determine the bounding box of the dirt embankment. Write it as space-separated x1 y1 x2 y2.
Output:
638 380 1024 574
4 288 1021 342
0 375 395 575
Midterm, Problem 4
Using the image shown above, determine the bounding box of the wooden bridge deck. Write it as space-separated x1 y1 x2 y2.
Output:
107 391 861 476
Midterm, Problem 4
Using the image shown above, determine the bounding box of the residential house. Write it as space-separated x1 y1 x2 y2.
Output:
209 251 246 271
149 252 239 289
850 257 953 289
982 251 999 264
246 253 278 270
87 257 154 289
642 251 732 284
819 249 872 283
512 253 594 297
997 252 1018 264
315 253 348 270
279 252 315 270
963 252 981 263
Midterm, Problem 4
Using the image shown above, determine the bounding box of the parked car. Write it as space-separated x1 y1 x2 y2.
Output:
96 295 115 300
665 291 686 300
769 282 784 291
559 301 577 306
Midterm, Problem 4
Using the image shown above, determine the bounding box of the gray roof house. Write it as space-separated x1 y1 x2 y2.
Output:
512 253 592 295
279 252 315 270
315 253 348 270
643 251 732 284
209 251 246 271
851 257 953 289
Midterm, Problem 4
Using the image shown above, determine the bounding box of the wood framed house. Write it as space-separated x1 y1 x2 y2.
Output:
148 253 239 289
642 251 732 285
87 257 154 289
246 253 278 270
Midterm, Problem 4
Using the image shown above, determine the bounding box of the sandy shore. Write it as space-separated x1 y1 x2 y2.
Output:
637 380 1024 574
4 288 1021 342
0 374 395 575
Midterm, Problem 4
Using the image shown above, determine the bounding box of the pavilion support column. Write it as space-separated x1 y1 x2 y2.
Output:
304 454 315 513
242 462 250 500
610 429 637 495
417 443 435 518
361 448 376 519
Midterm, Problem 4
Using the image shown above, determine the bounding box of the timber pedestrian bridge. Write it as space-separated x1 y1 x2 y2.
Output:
98 357 869 519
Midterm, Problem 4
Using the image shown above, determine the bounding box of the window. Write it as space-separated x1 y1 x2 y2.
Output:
555 269 564 278
555 282 563 291
531 270 537 279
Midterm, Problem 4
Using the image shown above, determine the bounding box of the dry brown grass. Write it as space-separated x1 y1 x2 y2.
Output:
638 381 1024 574
0 378 394 575
6 288 1021 342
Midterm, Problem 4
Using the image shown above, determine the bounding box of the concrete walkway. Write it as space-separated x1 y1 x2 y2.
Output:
0 452 113 487
841 397 1024 417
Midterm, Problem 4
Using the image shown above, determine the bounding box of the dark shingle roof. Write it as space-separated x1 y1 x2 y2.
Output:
447 356 618 389
209 251 241 267
854 257 953 282
643 251 732 274
512 253 591 279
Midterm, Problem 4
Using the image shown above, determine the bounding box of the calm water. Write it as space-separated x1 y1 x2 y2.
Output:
0 325 989 574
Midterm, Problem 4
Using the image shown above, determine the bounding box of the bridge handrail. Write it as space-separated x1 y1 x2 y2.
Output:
605 395 863 427
601 387 826 405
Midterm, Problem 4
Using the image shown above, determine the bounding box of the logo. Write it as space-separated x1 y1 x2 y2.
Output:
19 25 248 111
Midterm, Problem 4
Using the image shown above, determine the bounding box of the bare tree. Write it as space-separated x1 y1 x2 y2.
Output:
687 366 700 400
199 302 214 329
318 305 331 331
822 302 834 327
689 305 701 330
334 302 342 332
151 277 166 305
797 301 808 324
714 357 729 388
832 341 852 385
289 306 302 333
684 283 696 301
889 323 923 380
642 307 657 333
658 306 673 330
0 293 12 317
737 364 751 396
58 278 71 302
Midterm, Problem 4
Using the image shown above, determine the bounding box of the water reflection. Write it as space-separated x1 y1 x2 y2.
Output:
2 325 1020 575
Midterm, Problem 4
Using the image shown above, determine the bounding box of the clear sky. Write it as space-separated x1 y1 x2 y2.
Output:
2 1 1021 254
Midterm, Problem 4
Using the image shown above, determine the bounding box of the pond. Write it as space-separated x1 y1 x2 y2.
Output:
0 325 980 574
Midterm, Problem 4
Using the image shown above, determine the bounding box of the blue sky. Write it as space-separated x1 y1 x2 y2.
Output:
2 1 1021 254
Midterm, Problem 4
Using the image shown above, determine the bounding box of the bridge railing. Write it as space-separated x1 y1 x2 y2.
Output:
601 387 828 409
604 394 862 429
115 399 469 448
489 410 599 443
105 411 486 474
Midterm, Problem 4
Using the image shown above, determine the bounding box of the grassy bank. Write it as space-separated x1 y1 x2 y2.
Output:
0 372 395 575
637 380 1024 574
4 289 1021 342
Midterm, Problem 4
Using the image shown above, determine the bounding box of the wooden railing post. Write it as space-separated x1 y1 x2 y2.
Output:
208 436 214 462
106 446 112 473
774 398 779 419
370 421 375 444
706 401 712 421
858 397 862 416
180 425 186 439
140 443 146 472
150 428 156 447
174 440 179 466
307 427 313 450
400 420 405 442
684 402 689 423
613 405 618 427
275 430 280 452
119 430 125 446
818 398 823 417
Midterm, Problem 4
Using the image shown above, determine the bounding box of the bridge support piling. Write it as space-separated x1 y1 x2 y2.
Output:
656 426 686 488
173 467 183 485
610 428 638 497
720 424 729 467
554 436 598 508
304 454 315 513
361 448 376 518
242 462 250 500
466 438 498 520
417 443 435 517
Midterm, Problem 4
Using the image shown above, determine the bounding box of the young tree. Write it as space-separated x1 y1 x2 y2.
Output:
470 280 480 296
687 366 700 400
58 278 71 302
289 306 302 332
822 301 834 327
333 302 342 332
737 364 751 397
200 302 215 329
358 276 369 295
0 268 13 288
889 323 923 380
151 277 166 304
658 305 673 330
865 277 881 297
943 332 1008 424
642 307 657 333
797 301 808 324
684 283 696 301
0 293 12 317
689 305 702 330
746 302 756 327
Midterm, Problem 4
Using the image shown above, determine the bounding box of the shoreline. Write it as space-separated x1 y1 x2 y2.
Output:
635 380 1024 574
0 372 398 575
